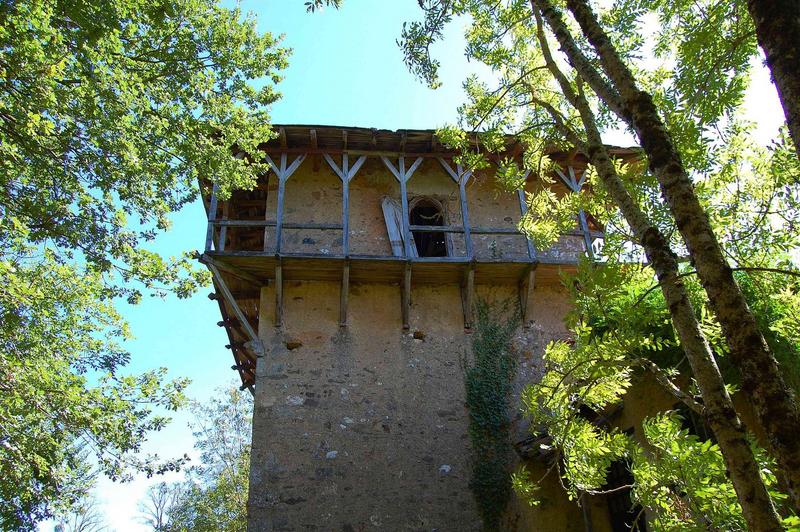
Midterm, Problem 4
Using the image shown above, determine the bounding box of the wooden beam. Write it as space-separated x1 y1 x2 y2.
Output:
438 158 474 258
399 131 407 153
339 260 349 327
278 127 287 149
200 254 263 286
380 156 423 258
462 263 475 330
459 180 474 259
516 182 537 261
399 162 412 258
555 166 595 260
217 199 229 251
323 153 367 257
342 129 348 151
205 183 219 251
309 129 321 172
274 260 283 327
206 261 260 343
402 261 411 329
275 169 286 255
519 266 536 327
262 147 464 158
263 172 271 252
342 176 350 256
578 209 595 260
265 153 306 255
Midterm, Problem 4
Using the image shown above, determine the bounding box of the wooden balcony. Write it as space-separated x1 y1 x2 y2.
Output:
199 125 633 390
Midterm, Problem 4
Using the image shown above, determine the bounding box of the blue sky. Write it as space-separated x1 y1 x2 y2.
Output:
57 1 784 529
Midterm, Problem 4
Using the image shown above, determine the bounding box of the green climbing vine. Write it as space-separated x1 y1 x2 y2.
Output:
463 299 519 531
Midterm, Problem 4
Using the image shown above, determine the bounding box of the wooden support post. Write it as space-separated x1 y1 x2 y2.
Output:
556 166 595 260
519 266 536 328
274 154 287 255
342 174 350 256
274 260 283 327
200 254 262 286
339 260 349 327
205 261 260 343
399 161 412 258
578 209 595 260
462 263 475 330
263 175 271 253
438 158 474 259
217 200 229 251
516 172 538 262
323 152 366 258
310 129 321 172
278 127 287 149
459 179 473 259
381 156 424 260
402 261 411 330
265 153 306 256
205 183 219 251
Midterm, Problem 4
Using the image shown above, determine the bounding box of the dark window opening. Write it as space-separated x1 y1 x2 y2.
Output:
605 459 647 531
409 198 448 257
673 401 714 443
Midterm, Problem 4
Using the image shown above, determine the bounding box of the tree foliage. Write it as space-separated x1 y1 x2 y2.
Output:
138 386 253 532
0 0 287 528
463 300 519 530
518 262 797 528
400 0 800 527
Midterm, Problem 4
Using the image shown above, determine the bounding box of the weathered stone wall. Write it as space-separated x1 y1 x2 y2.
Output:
245 159 596 531
247 280 607 531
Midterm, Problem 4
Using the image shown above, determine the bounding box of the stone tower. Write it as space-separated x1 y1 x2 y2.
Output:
202 125 625 531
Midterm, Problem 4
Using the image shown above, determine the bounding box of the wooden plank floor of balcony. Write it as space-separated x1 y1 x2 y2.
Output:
208 251 577 287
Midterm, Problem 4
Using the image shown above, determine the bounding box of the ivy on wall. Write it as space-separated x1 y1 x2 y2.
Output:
463 300 519 531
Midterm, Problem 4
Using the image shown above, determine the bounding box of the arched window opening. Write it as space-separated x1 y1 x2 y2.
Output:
409 197 448 257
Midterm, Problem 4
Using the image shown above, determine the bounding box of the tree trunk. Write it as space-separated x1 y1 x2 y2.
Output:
535 0 800 509
746 0 800 159
531 18 784 525
589 144 783 531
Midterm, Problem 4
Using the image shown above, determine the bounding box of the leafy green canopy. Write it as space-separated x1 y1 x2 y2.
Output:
399 0 800 526
139 386 253 532
517 262 796 528
0 0 287 528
